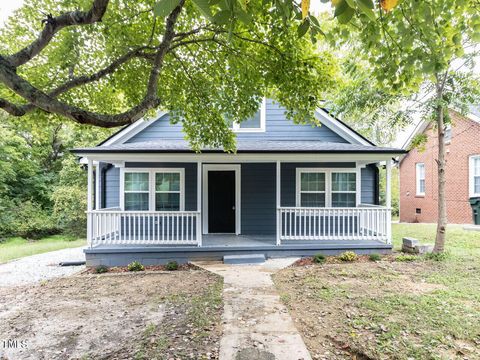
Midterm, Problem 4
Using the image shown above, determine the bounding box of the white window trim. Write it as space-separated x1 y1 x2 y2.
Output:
415 163 425 197
295 167 361 207
232 98 266 133
120 168 185 211
469 155 480 197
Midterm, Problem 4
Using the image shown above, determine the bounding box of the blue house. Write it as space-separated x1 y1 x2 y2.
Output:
73 99 405 266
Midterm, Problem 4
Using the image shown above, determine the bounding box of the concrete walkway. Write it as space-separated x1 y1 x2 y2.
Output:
0 247 85 287
195 259 311 360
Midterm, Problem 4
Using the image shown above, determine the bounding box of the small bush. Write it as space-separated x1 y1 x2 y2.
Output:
396 254 418 262
369 253 382 262
312 254 326 264
127 261 145 272
338 251 358 262
95 265 108 274
424 251 450 261
165 261 179 271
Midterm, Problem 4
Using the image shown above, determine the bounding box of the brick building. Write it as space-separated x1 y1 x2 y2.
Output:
399 109 480 224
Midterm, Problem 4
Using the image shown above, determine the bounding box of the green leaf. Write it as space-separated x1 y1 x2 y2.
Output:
192 0 214 20
344 0 355 8
213 10 232 25
357 0 376 21
153 0 181 17
337 6 354 24
236 9 252 24
297 19 310 38
334 0 349 17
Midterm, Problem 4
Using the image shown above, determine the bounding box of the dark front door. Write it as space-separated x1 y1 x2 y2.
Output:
208 170 236 233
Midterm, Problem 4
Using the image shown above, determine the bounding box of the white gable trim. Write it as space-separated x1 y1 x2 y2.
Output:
314 109 373 146
101 110 167 146
100 107 372 147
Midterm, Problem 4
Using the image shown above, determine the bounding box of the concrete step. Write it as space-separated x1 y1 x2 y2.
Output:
223 254 266 265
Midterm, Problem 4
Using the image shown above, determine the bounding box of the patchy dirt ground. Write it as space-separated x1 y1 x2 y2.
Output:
0 269 223 360
274 259 480 360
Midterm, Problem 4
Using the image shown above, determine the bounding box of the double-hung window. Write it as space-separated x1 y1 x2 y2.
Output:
296 169 358 207
416 163 425 196
122 169 184 211
155 172 181 211
331 172 357 207
469 155 480 197
124 172 150 211
299 172 326 207
231 98 266 132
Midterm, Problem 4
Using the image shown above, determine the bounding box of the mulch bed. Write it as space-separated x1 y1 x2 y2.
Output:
292 253 412 266
84 262 199 274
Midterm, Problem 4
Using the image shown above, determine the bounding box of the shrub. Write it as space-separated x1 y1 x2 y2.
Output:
95 265 108 274
338 251 358 262
369 253 382 262
313 254 326 264
0 199 59 239
51 185 87 237
396 254 418 262
127 261 145 272
424 251 450 262
165 261 179 271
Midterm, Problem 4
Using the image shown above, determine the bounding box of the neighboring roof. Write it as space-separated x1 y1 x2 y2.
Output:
402 106 480 150
72 139 405 154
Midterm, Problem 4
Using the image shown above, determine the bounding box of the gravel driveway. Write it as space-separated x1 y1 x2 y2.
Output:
0 247 85 287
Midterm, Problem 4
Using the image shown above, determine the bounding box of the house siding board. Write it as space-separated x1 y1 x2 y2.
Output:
126 99 348 143
280 162 356 206
361 164 378 205
125 162 198 210
241 163 276 235
105 166 120 208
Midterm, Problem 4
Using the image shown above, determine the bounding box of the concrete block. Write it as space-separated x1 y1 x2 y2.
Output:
402 237 419 248
415 244 434 254
224 254 266 265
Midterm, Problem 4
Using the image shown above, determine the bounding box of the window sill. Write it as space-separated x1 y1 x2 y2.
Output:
415 194 425 198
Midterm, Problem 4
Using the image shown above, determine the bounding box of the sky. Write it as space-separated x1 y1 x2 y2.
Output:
0 1 476 147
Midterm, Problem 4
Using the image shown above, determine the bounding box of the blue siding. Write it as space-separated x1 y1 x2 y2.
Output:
280 162 356 207
125 162 198 211
241 163 276 235
127 99 348 143
104 165 120 208
361 164 378 205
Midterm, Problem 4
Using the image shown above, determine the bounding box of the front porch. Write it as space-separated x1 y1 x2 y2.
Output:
79 151 395 265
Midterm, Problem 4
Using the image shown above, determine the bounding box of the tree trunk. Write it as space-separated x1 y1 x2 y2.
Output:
434 84 447 253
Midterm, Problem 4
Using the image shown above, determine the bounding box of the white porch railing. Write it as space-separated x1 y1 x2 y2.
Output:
87 210 201 247
278 206 391 243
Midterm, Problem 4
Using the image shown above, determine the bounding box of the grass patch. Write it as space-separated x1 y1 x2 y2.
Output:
274 224 480 359
0 235 85 263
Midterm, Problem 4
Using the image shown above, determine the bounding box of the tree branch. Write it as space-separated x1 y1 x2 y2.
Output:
6 0 110 68
0 0 186 127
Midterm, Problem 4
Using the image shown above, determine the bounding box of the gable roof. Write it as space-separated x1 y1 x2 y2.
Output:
401 106 480 150
97 105 374 148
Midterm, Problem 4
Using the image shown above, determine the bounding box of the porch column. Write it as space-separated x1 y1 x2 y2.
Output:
95 162 101 210
276 161 281 245
87 158 93 247
386 159 392 244
197 161 202 247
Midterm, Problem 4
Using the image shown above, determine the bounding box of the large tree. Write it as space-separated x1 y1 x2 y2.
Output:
327 0 480 252
0 0 341 150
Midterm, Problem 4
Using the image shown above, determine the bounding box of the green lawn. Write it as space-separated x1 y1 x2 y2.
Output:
0 235 86 263
275 223 480 359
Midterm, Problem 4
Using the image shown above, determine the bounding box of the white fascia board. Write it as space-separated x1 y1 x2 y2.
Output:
101 110 167 146
73 152 399 163
314 109 373 146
